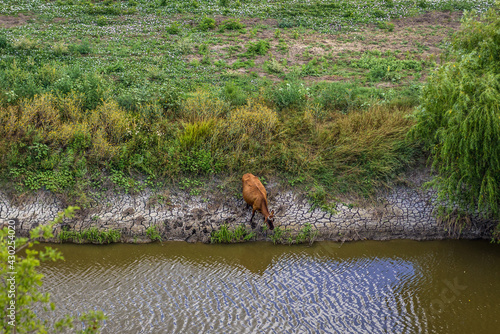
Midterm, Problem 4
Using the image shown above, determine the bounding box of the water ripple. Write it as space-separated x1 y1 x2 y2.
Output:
37 244 436 333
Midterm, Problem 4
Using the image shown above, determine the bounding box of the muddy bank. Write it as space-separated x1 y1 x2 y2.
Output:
0 171 495 243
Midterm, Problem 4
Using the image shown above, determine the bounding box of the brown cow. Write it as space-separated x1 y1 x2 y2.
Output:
242 173 275 230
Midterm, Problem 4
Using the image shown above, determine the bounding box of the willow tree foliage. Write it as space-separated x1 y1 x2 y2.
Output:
0 207 106 333
412 2 500 234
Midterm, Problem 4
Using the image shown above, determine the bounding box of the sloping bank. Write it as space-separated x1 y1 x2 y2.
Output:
0 170 495 243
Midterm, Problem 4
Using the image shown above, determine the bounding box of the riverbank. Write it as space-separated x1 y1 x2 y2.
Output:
1 169 495 244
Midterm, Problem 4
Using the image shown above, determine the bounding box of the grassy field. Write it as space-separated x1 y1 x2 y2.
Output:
0 0 495 208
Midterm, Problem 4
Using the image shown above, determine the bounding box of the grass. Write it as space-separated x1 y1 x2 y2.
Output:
146 225 162 242
210 224 256 243
269 223 319 245
0 0 494 209
59 227 121 244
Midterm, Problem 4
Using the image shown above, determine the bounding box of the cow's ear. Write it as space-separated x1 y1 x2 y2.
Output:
271 210 275 215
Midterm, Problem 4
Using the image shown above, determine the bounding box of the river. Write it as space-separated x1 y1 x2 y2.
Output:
36 240 499 333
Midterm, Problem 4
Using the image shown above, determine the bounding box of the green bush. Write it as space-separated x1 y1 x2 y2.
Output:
222 81 247 106
269 81 309 110
0 207 106 332
244 40 270 56
211 224 255 243
146 225 162 242
377 21 394 32
166 21 181 34
96 15 108 26
0 34 9 49
411 3 500 230
59 226 121 244
179 148 219 175
219 19 245 32
69 39 92 54
199 17 216 31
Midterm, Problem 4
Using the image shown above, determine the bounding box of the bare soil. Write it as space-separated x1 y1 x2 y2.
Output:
0 13 32 28
200 11 463 83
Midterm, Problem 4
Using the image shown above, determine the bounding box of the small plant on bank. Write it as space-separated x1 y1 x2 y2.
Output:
269 226 285 244
59 227 121 244
210 224 256 243
269 223 318 245
146 225 162 242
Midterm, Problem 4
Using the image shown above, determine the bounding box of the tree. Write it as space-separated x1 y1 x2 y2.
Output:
411 2 500 239
1 207 106 333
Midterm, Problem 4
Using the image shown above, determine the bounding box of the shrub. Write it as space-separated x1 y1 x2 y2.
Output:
211 224 256 243
96 15 108 26
0 34 10 49
411 4 500 227
377 21 394 32
178 120 213 149
244 40 270 56
222 81 247 106
91 100 129 144
212 100 278 169
52 41 69 55
269 81 309 110
146 225 162 241
179 148 219 174
265 57 285 74
77 72 109 110
166 21 181 34
17 94 61 135
159 82 186 113
219 18 245 32
69 39 92 54
198 16 216 31
180 89 228 122
0 207 106 332
13 37 37 50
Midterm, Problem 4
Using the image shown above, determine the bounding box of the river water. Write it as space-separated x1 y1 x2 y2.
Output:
36 240 499 333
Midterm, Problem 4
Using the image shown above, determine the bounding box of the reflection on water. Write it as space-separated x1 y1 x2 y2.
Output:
37 240 500 333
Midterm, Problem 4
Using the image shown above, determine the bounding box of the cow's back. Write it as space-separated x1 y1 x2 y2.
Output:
242 173 267 205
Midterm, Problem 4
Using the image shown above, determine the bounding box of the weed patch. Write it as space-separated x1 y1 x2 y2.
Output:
211 224 256 243
59 227 121 244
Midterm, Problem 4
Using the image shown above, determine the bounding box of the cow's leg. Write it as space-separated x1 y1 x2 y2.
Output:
250 209 257 229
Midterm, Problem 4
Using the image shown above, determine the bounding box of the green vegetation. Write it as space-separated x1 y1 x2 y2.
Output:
0 207 105 332
59 226 122 244
269 223 319 245
210 224 256 243
146 225 163 242
411 2 500 240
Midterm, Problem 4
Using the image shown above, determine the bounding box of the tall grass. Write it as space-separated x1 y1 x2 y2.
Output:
0 85 417 203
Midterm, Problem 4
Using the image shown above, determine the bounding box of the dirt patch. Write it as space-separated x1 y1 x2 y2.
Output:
52 17 67 24
0 14 33 28
392 10 462 29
